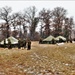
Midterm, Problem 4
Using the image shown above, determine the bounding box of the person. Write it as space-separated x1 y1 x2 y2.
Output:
66 39 69 43
20 39 26 49
52 38 55 44
27 40 31 50
70 38 72 43
59 38 62 43
39 39 42 44
18 38 21 49
4 39 6 48
8 39 12 49
23 39 26 49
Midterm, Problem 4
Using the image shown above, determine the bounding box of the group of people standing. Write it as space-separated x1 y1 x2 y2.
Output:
3 38 31 50
18 39 31 50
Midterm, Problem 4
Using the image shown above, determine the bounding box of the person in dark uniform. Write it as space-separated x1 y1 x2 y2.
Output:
23 39 26 49
70 38 72 43
18 38 21 49
66 39 69 43
4 39 6 48
27 40 31 50
8 39 12 49
39 39 42 44
21 39 24 49
52 38 55 44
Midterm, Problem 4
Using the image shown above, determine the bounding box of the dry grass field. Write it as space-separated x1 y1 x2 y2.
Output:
0 41 75 75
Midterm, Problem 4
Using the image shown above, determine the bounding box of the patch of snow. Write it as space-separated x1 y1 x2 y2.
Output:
65 63 69 66
56 43 64 46
72 41 75 43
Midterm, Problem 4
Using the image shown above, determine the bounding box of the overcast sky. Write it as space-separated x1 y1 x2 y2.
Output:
0 1 75 18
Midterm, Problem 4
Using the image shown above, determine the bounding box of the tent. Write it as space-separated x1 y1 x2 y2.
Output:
43 35 56 44
43 35 55 41
55 36 66 42
0 36 18 47
0 36 18 45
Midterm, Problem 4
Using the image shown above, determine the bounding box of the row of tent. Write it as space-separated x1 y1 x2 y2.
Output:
0 35 66 46
42 35 66 44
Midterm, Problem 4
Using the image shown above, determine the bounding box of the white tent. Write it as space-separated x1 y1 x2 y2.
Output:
55 36 66 41
43 35 55 41
0 36 18 45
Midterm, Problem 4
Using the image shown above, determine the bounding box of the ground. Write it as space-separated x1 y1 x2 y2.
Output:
0 42 75 75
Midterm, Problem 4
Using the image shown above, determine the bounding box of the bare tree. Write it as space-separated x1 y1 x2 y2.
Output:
52 7 67 37
64 17 74 39
10 13 20 30
40 21 44 38
0 6 21 38
0 23 7 40
17 13 28 39
24 6 39 40
0 6 12 38
39 8 52 38
11 30 18 38
10 12 28 39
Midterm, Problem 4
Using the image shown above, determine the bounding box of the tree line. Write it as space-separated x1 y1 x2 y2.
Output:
0 6 74 41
